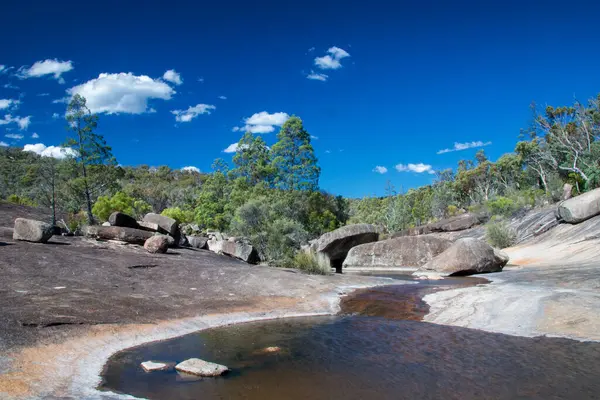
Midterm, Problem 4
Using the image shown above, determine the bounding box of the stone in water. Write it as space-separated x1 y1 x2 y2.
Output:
175 358 229 377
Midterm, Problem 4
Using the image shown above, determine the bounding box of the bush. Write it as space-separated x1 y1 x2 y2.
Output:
62 212 87 235
292 250 331 275
92 191 151 221
486 219 516 249
161 207 195 224
6 194 37 207
485 197 517 217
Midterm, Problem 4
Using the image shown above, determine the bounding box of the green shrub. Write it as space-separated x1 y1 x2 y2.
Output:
63 212 87 235
446 205 460 217
92 191 151 221
485 197 517 217
161 207 195 224
6 194 37 207
486 220 516 249
292 251 331 275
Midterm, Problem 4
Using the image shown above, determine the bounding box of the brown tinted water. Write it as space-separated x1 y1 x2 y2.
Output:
101 278 600 400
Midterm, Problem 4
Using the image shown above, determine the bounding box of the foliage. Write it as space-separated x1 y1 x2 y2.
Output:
92 191 151 221
486 219 517 249
161 207 195 224
292 251 331 275
7 194 37 207
485 197 517 217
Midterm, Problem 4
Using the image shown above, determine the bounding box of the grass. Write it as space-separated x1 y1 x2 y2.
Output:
293 250 331 275
486 219 517 249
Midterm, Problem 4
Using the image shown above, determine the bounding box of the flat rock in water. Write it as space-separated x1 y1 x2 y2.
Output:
141 361 170 372
175 358 229 377
13 218 53 243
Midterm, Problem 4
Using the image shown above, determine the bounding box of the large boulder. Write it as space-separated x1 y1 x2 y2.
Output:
312 224 380 273
393 213 482 237
142 213 179 236
188 236 209 249
137 220 161 232
13 218 53 243
221 240 260 264
108 212 139 229
207 238 224 254
343 236 452 270
415 237 508 276
144 235 169 254
558 188 600 224
85 226 154 245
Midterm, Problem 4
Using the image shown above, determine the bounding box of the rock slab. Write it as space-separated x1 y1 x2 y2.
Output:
175 358 229 377
143 213 179 236
558 188 600 224
85 226 154 245
394 213 482 237
416 237 509 276
108 212 139 229
144 235 169 253
141 361 170 372
343 235 452 270
188 235 209 249
13 218 53 243
221 240 260 264
312 224 380 272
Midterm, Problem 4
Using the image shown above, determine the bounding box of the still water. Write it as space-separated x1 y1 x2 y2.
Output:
101 278 600 400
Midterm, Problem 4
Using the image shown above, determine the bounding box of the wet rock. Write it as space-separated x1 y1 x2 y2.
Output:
137 220 161 232
143 213 179 236
188 235 209 249
312 224 380 273
175 358 229 377
343 236 453 270
141 361 170 372
144 235 169 253
558 188 600 224
13 218 53 243
222 240 260 264
84 226 154 245
108 212 139 229
416 238 509 276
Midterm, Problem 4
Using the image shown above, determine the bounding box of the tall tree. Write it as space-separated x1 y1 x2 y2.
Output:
231 132 273 185
270 116 320 191
65 94 117 224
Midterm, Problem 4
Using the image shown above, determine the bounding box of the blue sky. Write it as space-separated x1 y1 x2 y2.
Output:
1 0 600 198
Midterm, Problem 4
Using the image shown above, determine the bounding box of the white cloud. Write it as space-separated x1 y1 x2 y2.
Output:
52 113 60 119
396 163 435 174
197 77 204 82
314 46 351 70
307 71 328 81
437 140 492 154
234 111 289 134
181 166 200 173
0 141 7 147
373 166 388 174
23 143 77 159
3 83 19 90
171 103 216 122
31 132 39 138
223 143 239 153
163 69 183 85
5 133 24 140
0 99 20 110
18 59 73 83
0 65 5 73
37 93 50 97
0 115 31 130
218 96 227 100
311 135 319 140
67 73 175 114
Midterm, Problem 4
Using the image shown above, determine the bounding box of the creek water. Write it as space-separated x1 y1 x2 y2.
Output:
100 275 600 400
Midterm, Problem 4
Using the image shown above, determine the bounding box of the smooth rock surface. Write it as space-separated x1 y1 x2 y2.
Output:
175 358 229 377
188 236 209 249
312 224 380 272
143 213 178 236
343 235 452 270
144 235 169 254
141 361 170 372
13 218 53 243
417 238 509 276
85 226 154 245
558 188 600 224
108 212 139 229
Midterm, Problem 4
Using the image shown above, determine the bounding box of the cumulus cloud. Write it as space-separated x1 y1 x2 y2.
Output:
437 140 492 154
52 113 60 119
233 111 290 134
23 143 77 159
314 46 351 70
5 133 24 140
0 99 20 110
0 115 31 130
0 141 7 147
181 166 200 173
223 143 239 153
163 69 183 85
373 166 388 174
307 71 328 81
171 103 216 122
67 73 175 114
18 59 73 83
32 132 39 138
218 96 227 100
396 163 435 174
